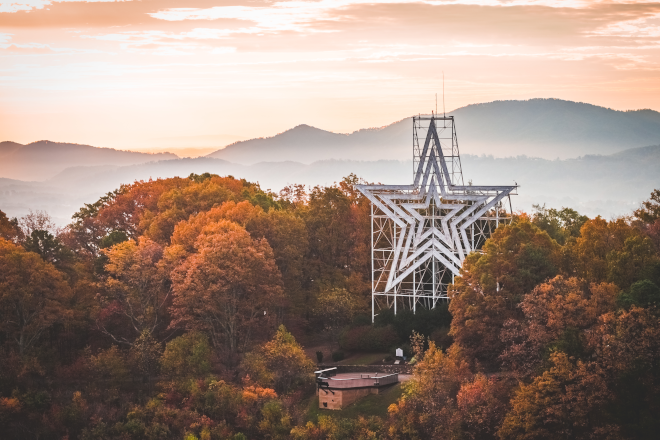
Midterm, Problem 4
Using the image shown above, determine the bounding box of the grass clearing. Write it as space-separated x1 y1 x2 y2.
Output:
304 383 404 423
338 352 387 366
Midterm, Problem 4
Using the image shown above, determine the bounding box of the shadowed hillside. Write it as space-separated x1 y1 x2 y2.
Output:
208 99 660 163
452 99 660 158
206 122 410 164
0 140 179 180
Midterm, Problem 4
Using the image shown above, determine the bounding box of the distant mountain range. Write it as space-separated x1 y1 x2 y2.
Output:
208 99 660 163
1 98 659 224
1 144 658 226
0 140 178 181
3 99 660 181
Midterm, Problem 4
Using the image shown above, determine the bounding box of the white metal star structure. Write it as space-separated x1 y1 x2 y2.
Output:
356 116 517 317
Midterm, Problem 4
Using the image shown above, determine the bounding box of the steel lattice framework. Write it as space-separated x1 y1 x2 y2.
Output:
356 115 517 321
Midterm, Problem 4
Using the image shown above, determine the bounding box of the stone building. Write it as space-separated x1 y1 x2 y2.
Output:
315 368 399 410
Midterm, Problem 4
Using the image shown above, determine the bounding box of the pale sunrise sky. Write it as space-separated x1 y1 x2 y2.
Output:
1 0 659 152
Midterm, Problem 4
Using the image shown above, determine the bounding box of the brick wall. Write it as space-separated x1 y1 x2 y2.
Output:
319 388 372 410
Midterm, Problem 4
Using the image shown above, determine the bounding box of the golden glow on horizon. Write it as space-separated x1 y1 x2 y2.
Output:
0 0 659 152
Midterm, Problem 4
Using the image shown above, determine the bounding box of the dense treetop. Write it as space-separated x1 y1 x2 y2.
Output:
0 174 659 439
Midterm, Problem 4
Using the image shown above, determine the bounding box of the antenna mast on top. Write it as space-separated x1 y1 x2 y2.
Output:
443 71 446 117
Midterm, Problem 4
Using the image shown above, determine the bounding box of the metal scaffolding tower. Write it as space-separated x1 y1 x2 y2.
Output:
356 115 517 321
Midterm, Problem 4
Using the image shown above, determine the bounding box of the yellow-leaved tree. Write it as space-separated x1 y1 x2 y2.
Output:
387 341 472 439
241 325 315 395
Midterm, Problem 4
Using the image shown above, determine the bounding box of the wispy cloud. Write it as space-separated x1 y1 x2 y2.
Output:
1 0 659 149
0 0 133 14
149 0 655 29
0 32 12 45
148 0 608 34
83 29 239 54
590 12 660 38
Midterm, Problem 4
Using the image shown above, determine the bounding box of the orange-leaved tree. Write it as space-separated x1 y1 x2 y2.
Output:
500 276 618 378
586 306 660 438
140 177 236 244
303 177 370 282
449 216 561 371
498 352 612 440
169 200 307 319
246 209 309 317
0 210 20 242
455 374 511 440
97 237 171 346
0 238 72 356
170 220 284 353
64 178 189 257
170 200 264 254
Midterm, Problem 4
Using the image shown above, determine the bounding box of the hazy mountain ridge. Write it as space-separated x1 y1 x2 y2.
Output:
5 99 659 180
2 98 659 224
208 99 660 164
1 144 658 226
0 140 179 181
451 100 660 155
0 141 24 158
207 123 410 165
207 119 410 164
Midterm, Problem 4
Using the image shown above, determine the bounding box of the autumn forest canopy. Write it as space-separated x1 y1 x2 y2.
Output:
1 173 660 439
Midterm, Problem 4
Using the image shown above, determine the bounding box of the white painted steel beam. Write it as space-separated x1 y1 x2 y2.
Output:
357 116 516 320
